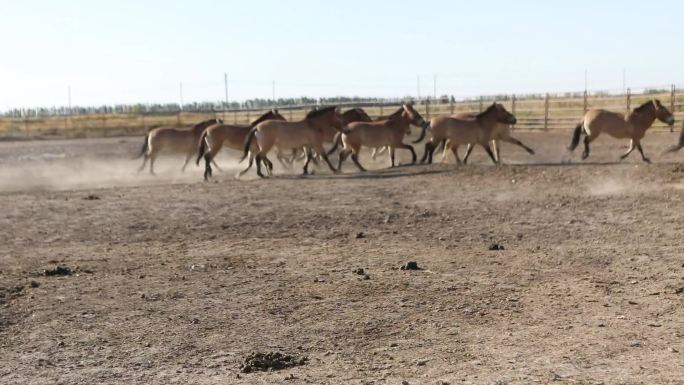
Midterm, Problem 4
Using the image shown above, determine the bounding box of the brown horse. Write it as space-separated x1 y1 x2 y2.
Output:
318 107 374 158
419 103 516 165
242 106 344 177
137 118 221 174
443 112 534 164
568 99 674 162
196 110 285 180
336 104 427 172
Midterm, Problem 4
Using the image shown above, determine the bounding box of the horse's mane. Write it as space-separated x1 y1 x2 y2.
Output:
343 107 371 120
250 110 280 127
193 118 220 128
386 106 404 120
476 103 497 118
634 100 658 113
306 106 336 119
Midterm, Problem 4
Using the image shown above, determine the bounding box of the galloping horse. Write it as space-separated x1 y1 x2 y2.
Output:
242 106 344 177
336 104 427 172
137 118 221 174
196 110 285 180
436 112 533 164
418 103 516 164
568 99 674 162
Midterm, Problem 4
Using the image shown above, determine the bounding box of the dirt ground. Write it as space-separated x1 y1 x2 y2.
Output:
1 130 684 384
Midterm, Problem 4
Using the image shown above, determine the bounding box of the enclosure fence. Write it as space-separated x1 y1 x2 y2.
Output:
1 85 682 139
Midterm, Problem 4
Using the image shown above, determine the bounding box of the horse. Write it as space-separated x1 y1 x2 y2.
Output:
441 112 534 164
241 106 344 177
568 99 674 162
137 118 221 174
335 104 427 172
318 107 375 157
196 110 285 180
418 103 517 165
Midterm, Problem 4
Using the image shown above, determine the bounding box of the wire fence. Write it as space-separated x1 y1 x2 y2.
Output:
1 85 682 139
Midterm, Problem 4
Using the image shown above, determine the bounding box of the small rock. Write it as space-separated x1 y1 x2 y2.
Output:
488 243 505 251
353 268 365 275
83 194 100 200
355 232 366 239
43 266 72 277
674 287 684 295
29 281 40 288
416 359 428 366
402 381 410 385
669 347 679 353
362 274 370 280
400 261 421 271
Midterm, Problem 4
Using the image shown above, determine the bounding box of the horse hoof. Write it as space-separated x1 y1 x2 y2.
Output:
644 158 652 164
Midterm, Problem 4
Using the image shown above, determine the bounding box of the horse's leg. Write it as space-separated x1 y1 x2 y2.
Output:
452 144 462 165
492 140 500 163
255 154 266 178
421 141 435 164
482 143 498 165
635 141 651 163
389 146 396 167
398 143 417 165
237 152 255 177
619 139 636 161
500 136 535 155
302 147 312 175
581 133 597 160
181 152 193 172
313 143 336 173
351 152 366 172
149 154 156 175
440 140 451 163
138 154 148 173
337 148 351 171
203 153 213 181
263 155 274 176
371 147 378 160
462 144 475 165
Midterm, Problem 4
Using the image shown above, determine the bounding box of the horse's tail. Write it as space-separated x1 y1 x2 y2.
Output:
135 133 149 159
568 121 584 151
240 127 258 163
413 121 430 143
196 131 208 165
664 121 684 154
326 132 343 156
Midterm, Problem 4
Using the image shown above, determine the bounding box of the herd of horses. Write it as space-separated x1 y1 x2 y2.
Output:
136 99 679 179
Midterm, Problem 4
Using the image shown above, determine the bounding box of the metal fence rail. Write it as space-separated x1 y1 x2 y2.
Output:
1 85 682 139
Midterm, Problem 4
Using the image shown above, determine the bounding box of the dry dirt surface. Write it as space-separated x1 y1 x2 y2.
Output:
1 131 684 385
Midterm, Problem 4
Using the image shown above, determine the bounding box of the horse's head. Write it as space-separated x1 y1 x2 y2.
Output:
402 103 428 135
489 103 517 125
653 99 675 126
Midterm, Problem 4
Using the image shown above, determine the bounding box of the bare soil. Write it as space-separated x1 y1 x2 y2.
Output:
1 131 684 384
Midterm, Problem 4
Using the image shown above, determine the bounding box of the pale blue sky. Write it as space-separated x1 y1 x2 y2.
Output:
0 0 681 109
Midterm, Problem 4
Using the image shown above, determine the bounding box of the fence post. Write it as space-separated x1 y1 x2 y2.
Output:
670 84 676 132
479 96 484 112
177 111 181 126
141 113 146 133
101 111 107 137
511 94 516 115
233 111 238 124
544 93 550 131
425 98 430 119
246 110 250 125
449 96 454 114
379 104 384 117
626 88 631 111
289 109 293 121
583 90 588 113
